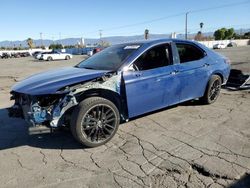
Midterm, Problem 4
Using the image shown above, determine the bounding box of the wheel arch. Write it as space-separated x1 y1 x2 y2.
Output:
202 71 224 97
76 88 128 121
210 71 224 83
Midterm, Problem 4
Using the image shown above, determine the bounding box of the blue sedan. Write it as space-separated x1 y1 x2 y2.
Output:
9 39 230 147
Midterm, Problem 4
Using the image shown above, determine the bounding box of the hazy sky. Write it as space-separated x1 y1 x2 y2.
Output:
1 0 250 40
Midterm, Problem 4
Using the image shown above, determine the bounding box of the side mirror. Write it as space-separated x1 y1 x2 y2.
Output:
127 66 136 71
123 65 135 72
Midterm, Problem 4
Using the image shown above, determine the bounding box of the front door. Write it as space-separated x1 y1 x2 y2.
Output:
123 43 180 118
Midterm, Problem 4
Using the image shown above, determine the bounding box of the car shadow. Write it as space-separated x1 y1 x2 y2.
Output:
180 100 204 106
0 100 205 151
123 99 204 123
0 108 83 151
228 173 250 188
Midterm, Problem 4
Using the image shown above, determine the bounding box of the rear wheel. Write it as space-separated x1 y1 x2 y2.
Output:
65 55 70 60
70 97 120 147
47 56 53 61
201 75 222 104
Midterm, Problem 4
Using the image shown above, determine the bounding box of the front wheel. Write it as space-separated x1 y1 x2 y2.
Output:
70 97 120 147
65 55 70 60
201 75 222 104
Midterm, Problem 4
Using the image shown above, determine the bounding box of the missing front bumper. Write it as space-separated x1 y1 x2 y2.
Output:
8 92 78 128
7 105 23 118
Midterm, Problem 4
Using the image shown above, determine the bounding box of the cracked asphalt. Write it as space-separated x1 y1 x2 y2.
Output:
0 46 250 188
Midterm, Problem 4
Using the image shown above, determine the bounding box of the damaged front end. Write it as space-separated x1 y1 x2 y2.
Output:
8 72 123 128
8 92 78 127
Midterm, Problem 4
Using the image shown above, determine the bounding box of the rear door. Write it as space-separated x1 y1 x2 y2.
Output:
174 42 210 102
123 43 180 118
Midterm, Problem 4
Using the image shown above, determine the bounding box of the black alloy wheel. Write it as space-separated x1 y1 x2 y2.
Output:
201 75 222 104
209 79 221 101
81 104 117 143
71 97 120 147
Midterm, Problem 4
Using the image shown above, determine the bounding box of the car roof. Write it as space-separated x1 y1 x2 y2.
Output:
115 38 194 47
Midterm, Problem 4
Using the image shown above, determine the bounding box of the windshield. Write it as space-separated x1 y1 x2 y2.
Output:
76 44 141 70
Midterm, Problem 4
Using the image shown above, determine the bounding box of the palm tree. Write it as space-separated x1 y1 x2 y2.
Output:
144 29 149 40
26 38 34 49
200 22 204 33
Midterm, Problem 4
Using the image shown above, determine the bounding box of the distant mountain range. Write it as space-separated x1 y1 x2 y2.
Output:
0 34 172 47
1 28 249 48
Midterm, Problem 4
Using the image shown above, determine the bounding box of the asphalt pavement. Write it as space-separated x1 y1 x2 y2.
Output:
0 47 250 188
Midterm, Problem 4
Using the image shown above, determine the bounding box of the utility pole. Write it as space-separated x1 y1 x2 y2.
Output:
52 36 55 44
59 32 62 45
144 29 149 40
99 29 103 46
185 12 189 40
40 32 43 47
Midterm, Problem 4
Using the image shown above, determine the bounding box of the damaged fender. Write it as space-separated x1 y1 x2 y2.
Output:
9 73 123 128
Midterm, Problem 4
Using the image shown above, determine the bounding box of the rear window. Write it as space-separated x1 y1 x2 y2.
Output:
176 43 204 63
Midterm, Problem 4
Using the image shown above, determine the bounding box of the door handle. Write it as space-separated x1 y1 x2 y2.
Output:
156 78 161 82
135 73 142 77
170 70 179 75
203 63 210 67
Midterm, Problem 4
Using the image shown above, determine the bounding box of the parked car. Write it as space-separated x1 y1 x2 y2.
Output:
1 52 11 59
81 47 94 55
213 43 226 49
87 47 103 56
227 42 237 47
11 53 21 58
12 52 30 58
34 52 50 60
8 39 230 147
32 51 43 57
40 51 73 61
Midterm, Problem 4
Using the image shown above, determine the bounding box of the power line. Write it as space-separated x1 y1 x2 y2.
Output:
56 12 185 38
38 1 250 39
152 24 250 35
190 0 250 13
101 0 250 33
103 12 185 32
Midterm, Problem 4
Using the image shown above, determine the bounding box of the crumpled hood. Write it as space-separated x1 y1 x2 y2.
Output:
12 67 109 95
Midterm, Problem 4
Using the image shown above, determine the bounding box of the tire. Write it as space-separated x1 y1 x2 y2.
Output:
201 75 222 104
70 97 120 147
47 56 53 61
65 55 70 60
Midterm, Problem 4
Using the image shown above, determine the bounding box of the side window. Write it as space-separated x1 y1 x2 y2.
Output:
133 44 172 71
176 43 204 63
